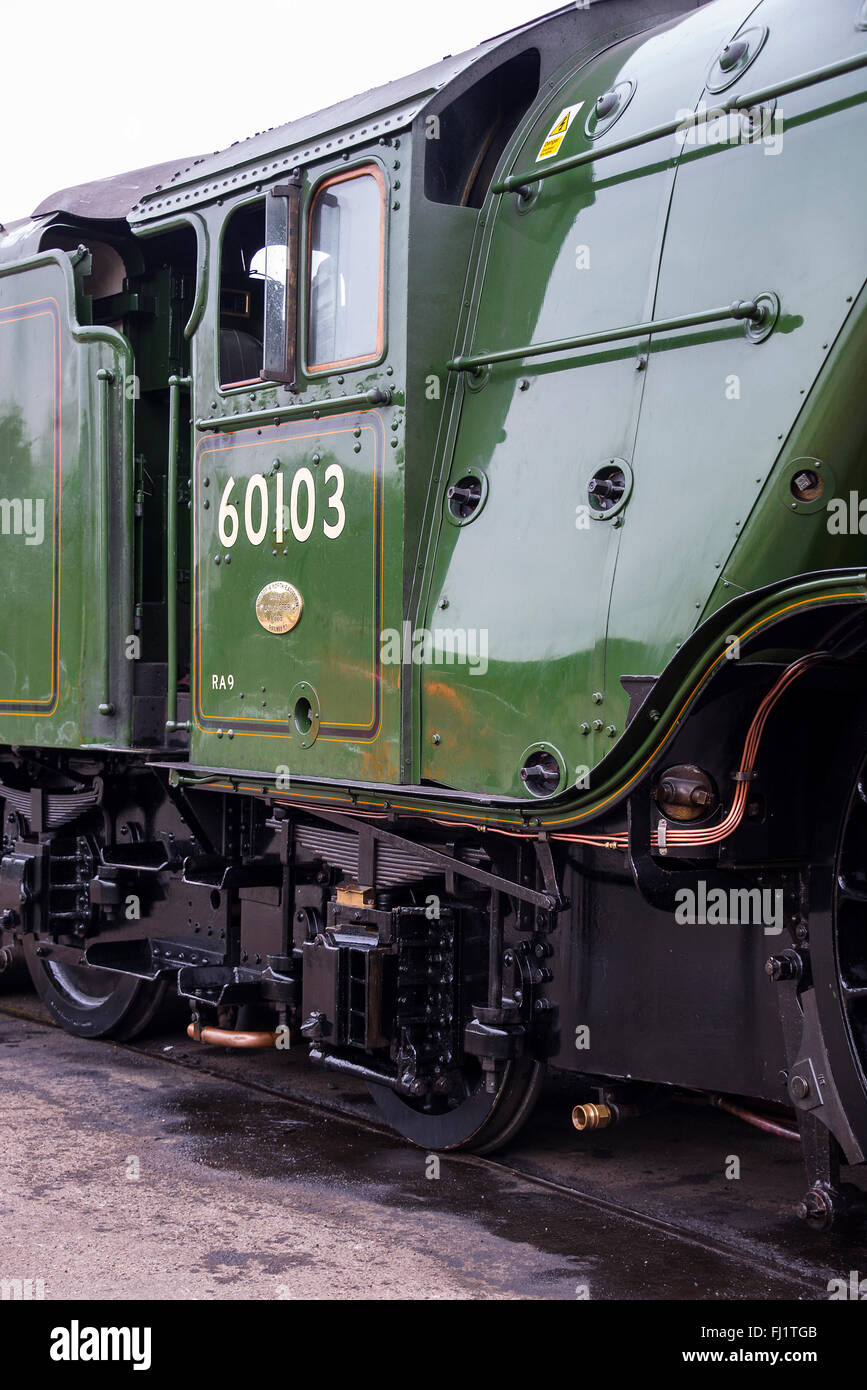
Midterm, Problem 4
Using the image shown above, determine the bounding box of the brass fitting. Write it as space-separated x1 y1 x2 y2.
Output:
336 882 375 907
571 1102 613 1132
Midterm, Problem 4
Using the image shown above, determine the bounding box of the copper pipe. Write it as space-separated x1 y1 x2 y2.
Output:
186 1023 278 1049
709 1094 800 1141
553 656 825 852
655 653 825 848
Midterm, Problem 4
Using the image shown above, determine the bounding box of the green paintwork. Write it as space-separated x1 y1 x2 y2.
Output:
421 0 867 802
0 251 135 751
2 0 866 832
192 407 402 783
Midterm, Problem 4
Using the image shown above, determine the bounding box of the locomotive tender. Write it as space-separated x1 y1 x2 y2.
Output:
2 0 867 1225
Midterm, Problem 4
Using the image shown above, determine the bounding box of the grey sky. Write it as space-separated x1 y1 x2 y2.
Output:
1 0 556 225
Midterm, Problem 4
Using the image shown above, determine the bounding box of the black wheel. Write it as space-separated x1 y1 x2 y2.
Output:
827 765 867 1131
22 936 166 1040
368 1054 544 1153
804 713 867 1166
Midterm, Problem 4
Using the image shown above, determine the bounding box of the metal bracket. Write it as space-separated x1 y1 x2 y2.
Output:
533 836 566 911
775 977 864 1165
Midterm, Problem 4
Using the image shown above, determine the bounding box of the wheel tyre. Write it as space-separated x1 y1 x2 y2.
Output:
369 1055 545 1153
22 936 166 1040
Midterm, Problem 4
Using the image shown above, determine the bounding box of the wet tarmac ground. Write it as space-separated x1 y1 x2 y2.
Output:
2 977 866 1300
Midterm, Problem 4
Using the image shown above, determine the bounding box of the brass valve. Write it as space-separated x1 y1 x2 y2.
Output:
571 1102 613 1131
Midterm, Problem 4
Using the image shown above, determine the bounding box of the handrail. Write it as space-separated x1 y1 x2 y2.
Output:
448 298 766 374
166 375 192 733
195 386 392 433
494 49 867 196
96 368 115 715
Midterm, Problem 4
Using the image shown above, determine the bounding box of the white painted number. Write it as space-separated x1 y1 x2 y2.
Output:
290 467 315 543
323 463 346 539
215 465 347 548
217 475 239 547
276 472 285 543
244 474 269 546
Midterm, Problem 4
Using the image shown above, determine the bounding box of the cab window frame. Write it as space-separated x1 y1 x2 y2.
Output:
216 192 272 396
301 160 388 379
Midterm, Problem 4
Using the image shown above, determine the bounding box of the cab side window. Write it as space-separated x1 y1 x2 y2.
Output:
307 167 384 372
219 200 266 387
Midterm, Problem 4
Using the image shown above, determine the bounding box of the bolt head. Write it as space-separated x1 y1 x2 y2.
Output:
790 1074 810 1101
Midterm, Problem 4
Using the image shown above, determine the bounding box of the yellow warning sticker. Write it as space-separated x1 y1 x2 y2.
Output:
536 102 584 162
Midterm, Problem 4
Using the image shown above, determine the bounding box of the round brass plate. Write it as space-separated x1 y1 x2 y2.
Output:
255 581 303 634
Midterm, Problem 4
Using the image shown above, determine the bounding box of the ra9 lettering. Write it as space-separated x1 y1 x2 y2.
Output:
217 464 346 549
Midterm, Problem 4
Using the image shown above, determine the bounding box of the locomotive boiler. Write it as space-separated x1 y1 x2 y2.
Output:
2 0 867 1227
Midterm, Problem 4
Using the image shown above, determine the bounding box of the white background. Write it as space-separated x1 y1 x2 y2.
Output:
0 0 556 224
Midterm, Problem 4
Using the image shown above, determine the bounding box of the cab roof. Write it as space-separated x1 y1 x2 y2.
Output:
26 0 709 227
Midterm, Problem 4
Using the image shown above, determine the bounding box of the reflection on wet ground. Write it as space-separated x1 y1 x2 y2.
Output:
1 983 864 1299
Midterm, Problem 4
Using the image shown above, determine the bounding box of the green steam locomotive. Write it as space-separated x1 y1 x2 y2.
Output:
2 0 867 1225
